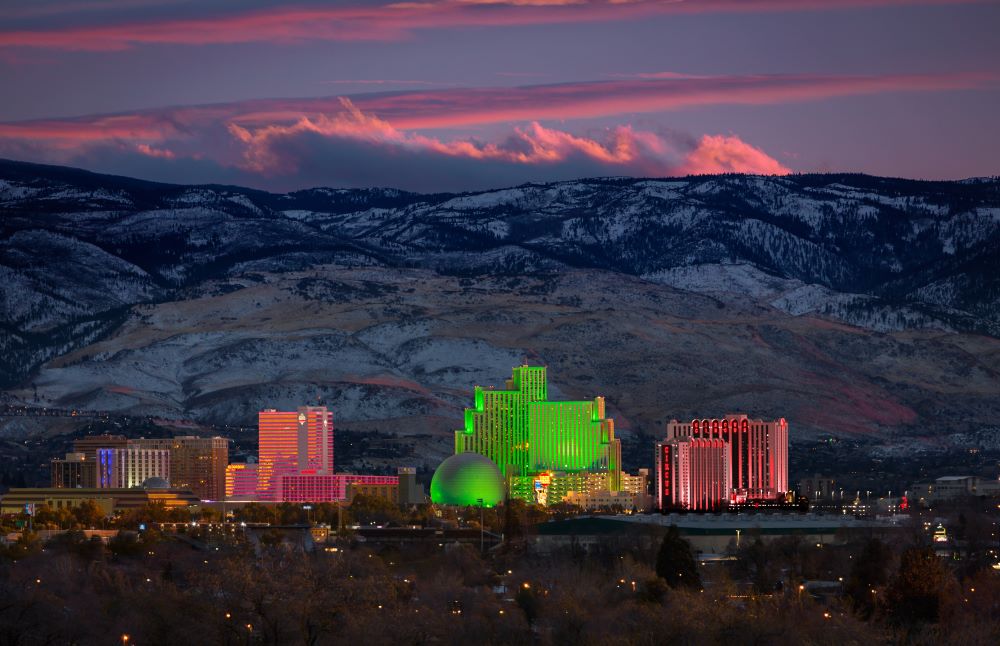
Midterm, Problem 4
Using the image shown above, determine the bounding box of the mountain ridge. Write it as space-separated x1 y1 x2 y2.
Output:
2 160 999 460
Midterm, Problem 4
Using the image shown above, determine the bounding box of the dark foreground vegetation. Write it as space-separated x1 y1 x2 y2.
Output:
2 498 1000 645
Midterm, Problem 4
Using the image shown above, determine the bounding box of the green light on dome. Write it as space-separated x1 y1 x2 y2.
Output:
430 453 505 507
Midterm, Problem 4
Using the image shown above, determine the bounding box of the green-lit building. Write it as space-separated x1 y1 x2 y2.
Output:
454 366 622 503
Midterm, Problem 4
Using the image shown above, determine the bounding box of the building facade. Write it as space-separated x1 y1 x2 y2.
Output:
97 448 171 489
72 435 128 463
257 407 334 499
225 463 259 499
50 453 95 489
131 436 228 501
275 474 398 503
656 437 731 511
665 414 788 502
454 366 622 503
0 487 200 515
656 414 788 511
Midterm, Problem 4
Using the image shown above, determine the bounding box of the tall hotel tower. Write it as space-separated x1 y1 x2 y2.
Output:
656 414 788 510
454 365 622 500
257 406 334 499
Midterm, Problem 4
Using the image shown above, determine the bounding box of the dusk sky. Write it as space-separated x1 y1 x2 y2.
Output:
1 0 997 192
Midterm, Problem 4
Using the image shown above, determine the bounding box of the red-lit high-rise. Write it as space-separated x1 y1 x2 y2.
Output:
656 414 788 510
656 437 730 511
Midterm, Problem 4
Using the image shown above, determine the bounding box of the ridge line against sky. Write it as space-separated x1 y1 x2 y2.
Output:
1 0 997 190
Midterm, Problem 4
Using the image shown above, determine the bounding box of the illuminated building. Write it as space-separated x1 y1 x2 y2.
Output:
276 474 398 503
430 453 505 507
0 486 200 515
130 437 228 500
656 414 788 511
225 463 259 499
257 407 334 499
72 435 128 462
621 469 649 498
656 438 731 511
564 490 639 511
62 435 127 487
225 405 397 503
97 448 170 489
453 366 622 502
665 414 788 502
50 453 94 489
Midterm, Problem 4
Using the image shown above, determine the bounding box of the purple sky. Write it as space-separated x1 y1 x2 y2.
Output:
0 0 997 192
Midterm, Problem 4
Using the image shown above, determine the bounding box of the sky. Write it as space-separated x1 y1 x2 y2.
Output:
0 0 997 192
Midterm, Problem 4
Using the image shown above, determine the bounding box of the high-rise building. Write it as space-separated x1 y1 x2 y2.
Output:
73 435 128 462
131 437 228 501
666 414 788 500
656 437 731 511
257 407 334 499
55 436 129 488
50 453 95 489
656 414 789 510
453 366 622 503
455 365 544 477
97 448 170 489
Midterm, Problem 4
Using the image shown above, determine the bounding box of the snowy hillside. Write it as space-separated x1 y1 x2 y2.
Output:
2 160 999 455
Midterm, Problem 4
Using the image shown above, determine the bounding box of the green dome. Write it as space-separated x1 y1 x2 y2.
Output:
430 453 504 507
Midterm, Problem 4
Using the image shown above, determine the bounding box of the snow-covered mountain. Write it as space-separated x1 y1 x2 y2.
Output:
2 159 999 457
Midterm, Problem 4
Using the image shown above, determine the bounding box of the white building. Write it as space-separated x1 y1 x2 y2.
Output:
97 448 170 489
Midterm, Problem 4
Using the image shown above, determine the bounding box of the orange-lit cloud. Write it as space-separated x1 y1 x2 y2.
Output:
679 135 790 175
226 98 761 177
0 70 985 189
0 0 985 50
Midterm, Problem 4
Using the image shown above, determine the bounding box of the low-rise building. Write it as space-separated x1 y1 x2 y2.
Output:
911 476 1000 505
0 487 200 516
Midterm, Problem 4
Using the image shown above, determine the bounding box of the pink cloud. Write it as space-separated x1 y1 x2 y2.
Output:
226 98 675 172
0 0 985 51
679 135 791 175
135 143 175 159
0 72 984 148
226 98 785 177
356 72 993 129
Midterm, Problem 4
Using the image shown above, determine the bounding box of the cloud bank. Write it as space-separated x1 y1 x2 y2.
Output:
0 71 989 191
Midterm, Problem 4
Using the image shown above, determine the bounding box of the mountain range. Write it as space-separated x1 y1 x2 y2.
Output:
2 159 999 467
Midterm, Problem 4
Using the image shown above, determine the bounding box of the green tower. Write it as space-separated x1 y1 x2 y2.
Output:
453 365 622 503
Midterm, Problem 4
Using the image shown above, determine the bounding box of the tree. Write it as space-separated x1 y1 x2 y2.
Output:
655 525 701 589
72 500 107 528
885 546 954 626
846 538 893 617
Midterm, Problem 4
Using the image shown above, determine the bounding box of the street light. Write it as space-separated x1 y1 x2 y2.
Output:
121 635 129 645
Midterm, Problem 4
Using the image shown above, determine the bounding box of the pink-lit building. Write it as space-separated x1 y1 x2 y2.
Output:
657 414 788 510
656 438 730 511
276 473 398 503
225 463 259 499
257 407 334 499
230 406 397 503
